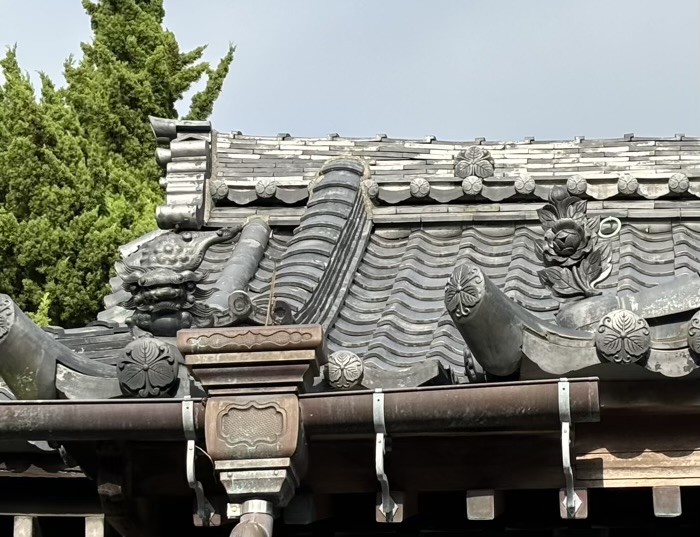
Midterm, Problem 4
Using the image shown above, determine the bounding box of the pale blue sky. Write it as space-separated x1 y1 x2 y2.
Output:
1 0 699 140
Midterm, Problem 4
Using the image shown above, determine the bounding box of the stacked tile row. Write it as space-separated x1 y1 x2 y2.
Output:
211 133 700 223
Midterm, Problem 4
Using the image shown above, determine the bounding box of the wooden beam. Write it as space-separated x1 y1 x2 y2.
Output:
466 489 503 520
306 436 564 494
0 498 101 517
577 415 700 488
85 516 104 537
652 486 682 517
13 516 40 537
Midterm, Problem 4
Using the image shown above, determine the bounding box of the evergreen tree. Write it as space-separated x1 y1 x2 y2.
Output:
0 0 234 327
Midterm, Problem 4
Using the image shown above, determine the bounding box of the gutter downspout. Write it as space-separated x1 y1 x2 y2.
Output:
230 501 274 537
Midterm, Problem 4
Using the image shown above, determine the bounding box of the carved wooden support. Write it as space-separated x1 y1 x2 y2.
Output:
178 324 325 356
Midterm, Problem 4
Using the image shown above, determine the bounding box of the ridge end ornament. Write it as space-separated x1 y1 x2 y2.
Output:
445 264 485 319
595 309 650 364
455 146 495 179
117 227 240 336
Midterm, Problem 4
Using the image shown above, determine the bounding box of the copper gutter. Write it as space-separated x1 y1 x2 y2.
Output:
0 399 205 441
300 378 600 437
0 379 600 441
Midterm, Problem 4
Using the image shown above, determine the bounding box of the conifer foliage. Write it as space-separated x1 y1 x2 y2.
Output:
0 0 234 327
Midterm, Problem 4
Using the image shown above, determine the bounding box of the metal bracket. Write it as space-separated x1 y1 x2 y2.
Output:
182 397 215 526
558 378 581 518
373 389 398 522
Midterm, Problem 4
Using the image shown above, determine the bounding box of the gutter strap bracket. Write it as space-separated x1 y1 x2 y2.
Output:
373 389 398 522
558 378 581 518
182 397 215 526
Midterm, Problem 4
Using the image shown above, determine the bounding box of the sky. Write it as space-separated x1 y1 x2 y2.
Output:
1 0 699 141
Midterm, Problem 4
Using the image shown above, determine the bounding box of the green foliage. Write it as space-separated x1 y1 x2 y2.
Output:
186 43 236 121
27 292 52 327
0 0 234 327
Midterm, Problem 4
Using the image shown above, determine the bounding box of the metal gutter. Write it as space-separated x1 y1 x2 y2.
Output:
299 378 600 437
0 398 205 441
0 379 600 442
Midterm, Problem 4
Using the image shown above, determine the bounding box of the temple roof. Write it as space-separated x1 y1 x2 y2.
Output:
4 122 700 532
3 121 698 400
91 218 700 378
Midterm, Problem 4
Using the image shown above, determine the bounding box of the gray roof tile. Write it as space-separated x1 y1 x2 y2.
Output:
207 133 700 224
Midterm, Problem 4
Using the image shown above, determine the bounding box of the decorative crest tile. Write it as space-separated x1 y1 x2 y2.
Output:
566 175 587 196
687 311 700 356
410 177 430 198
256 177 277 198
444 264 485 319
454 146 495 179
617 173 639 195
669 173 689 194
209 177 228 201
326 350 364 390
461 176 483 196
515 173 535 195
117 337 179 397
363 178 379 199
595 310 651 364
